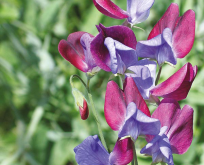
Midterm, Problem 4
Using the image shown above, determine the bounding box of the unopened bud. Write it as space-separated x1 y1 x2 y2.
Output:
78 99 89 120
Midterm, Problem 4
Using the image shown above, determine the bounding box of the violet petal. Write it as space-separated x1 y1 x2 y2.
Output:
126 59 156 99
104 37 138 74
127 0 155 24
74 135 110 165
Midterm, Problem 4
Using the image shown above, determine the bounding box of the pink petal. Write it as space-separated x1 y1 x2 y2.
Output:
123 77 150 117
151 98 194 154
90 29 111 71
148 3 179 40
93 0 128 19
109 138 133 165
167 105 193 154
172 10 195 58
79 99 89 120
150 63 197 101
151 98 181 136
104 81 126 131
91 24 137 71
58 32 89 72
98 24 137 49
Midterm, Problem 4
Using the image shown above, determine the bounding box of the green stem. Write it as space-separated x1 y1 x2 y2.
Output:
88 93 108 150
87 78 108 151
155 66 162 85
70 75 87 89
132 142 138 165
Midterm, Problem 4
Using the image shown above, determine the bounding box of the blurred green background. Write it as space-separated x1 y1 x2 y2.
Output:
0 0 204 164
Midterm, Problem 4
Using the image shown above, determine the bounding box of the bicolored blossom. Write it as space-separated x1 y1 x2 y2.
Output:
141 98 194 165
150 63 197 101
74 135 133 165
126 59 157 99
93 0 155 25
91 24 137 74
136 3 195 65
78 99 89 120
58 32 100 73
105 77 160 140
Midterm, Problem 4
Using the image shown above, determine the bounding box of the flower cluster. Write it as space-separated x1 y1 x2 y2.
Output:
58 1 196 165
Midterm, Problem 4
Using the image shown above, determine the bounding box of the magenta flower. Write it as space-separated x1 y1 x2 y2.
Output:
74 135 133 165
93 0 155 25
105 77 160 140
91 24 137 74
150 63 197 101
136 3 195 65
58 32 100 73
141 98 194 165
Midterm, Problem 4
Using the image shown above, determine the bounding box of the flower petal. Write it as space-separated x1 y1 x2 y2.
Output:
141 127 174 165
127 0 155 24
119 102 160 140
167 105 194 154
151 98 194 154
104 37 138 74
137 110 161 136
150 63 197 101
109 138 133 165
126 59 157 99
148 3 179 40
74 135 110 165
137 28 176 65
91 24 137 71
58 32 89 72
172 10 195 58
105 81 126 131
93 0 128 19
118 102 139 140
80 33 99 72
151 98 181 135
124 77 151 116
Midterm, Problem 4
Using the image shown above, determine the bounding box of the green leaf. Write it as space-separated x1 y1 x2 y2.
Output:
38 1 63 31
0 2 19 23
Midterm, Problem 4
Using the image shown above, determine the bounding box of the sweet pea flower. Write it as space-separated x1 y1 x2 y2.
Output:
150 63 197 101
136 3 195 65
141 98 194 165
74 135 133 165
125 59 157 99
58 32 100 73
105 77 160 140
93 0 155 25
91 24 138 74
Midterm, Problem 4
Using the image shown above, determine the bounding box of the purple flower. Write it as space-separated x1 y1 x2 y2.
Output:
126 59 157 99
74 135 133 165
93 0 155 25
141 126 174 165
91 24 137 74
105 77 160 140
150 63 197 101
141 98 194 164
58 32 100 73
136 3 195 65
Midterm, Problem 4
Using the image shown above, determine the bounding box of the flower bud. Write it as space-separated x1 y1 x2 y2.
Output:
78 99 89 120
